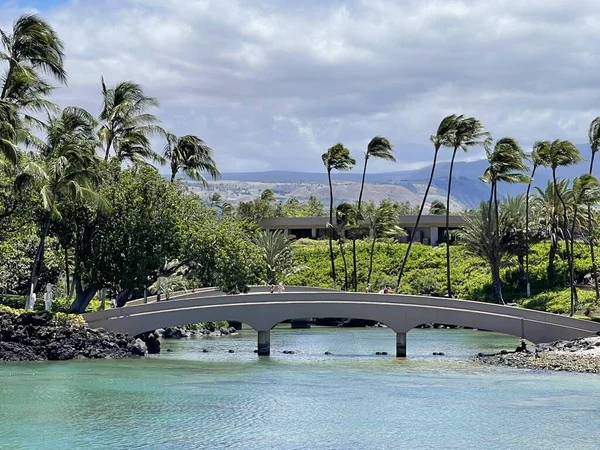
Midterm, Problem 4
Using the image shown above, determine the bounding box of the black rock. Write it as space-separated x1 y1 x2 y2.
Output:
228 349 235 353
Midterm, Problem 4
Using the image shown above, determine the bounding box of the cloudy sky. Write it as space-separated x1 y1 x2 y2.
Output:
2 0 599 172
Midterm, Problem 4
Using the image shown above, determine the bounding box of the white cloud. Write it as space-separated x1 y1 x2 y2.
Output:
2 0 600 172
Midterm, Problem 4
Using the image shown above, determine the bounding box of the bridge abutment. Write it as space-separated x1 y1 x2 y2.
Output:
257 330 270 356
396 332 407 358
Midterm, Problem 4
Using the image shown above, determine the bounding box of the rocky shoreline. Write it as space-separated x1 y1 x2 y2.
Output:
0 311 148 362
476 335 600 373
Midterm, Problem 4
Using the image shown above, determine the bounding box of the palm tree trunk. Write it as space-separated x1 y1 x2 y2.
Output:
367 234 377 286
491 258 504 305
327 169 337 289
525 165 537 297
103 138 113 161
553 169 574 316
338 234 349 291
492 183 505 305
570 206 579 316
26 211 52 308
548 239 557 280
396 147 439 291
64 245 70 297
352 155 369 291
445 147 459 298
587 152 599 302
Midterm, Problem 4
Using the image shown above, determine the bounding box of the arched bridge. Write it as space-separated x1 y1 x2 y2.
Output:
84 287 600 357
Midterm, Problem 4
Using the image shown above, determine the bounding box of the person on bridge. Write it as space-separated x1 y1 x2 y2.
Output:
277 283 285 293
365 284 371 293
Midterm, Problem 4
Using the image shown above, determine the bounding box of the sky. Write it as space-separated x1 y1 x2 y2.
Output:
1 0 600 173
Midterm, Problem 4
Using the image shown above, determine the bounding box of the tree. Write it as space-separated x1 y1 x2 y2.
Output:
569 174 600 315
429 200 446 215
588 117 600 302
98 79 163 162
332 202 357 290
524 142 547 296
16 107 103 307
321 143 355 289
0 14 66 100
538 139 583 313
164 133 219 184
458 201 508 303
396 114 458 291
253 229 293 284
444 116 491 297
352 136 395 291
363 200 404 286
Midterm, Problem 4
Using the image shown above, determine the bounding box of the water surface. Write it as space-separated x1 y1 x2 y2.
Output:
1 327 599 449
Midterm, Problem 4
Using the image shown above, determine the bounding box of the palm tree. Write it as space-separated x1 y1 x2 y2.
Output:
459 201 507 303
524 142 547 296
588 118 600 301
480 137 529 286
16 107 104 307
321 143 355 289
569 175 600 315
163 133 219 184
333 202 356 290
352 136 395 291
98 78 163 162
0 14 66 100
363 200 405 286
443 116 491 297
538 139 583 313
0 100 20 165
396 114 458 291
532 180 569 280
253 229 293 285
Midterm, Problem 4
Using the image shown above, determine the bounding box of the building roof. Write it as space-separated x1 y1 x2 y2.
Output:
259 214 464 229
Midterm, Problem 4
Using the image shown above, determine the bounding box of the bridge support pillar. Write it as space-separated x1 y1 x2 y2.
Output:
291 319 311 329
396 332 407 358
257 330 270 356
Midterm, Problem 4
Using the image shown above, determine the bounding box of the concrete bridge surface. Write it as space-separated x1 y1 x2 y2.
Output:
84 288 600 357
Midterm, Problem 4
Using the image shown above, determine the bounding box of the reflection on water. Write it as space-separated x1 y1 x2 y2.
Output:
1 327 600 450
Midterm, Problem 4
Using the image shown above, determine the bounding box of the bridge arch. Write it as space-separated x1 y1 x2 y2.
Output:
84 290 600 357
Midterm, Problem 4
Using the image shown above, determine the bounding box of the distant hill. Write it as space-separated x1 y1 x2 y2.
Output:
214 145 598 208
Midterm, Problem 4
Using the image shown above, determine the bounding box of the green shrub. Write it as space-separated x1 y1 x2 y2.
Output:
520 289 596 314
0 304 26 315
184 321 229 331
51 312 86 326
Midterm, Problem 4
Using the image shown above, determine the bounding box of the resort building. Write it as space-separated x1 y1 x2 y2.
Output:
258 215 465 247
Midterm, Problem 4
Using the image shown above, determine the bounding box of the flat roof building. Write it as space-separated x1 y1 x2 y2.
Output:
258 215 464 246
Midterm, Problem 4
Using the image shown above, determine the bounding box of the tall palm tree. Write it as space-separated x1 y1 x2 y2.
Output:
352 136 395 291
538 139 583 313
532 180 569 280
524 142 547 296
322 143 355 289
396 114 458 291
569 174 600 315
480 137 529 291
98 78 163 162
333 202 356 290
588 117 600 302
0 14 66 100
0 100 20 165
163 132 219 185
16 107 104 307
253 229 293 285
443 116 491 297
363 200 404 286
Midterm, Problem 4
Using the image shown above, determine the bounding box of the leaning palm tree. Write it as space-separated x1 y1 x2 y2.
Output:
16 107 105 307
588 118 600 301
480 137 529 277
163 132 219 185
569 175 600 315
0 14 66 100
352 136 395 291
322 143 355 289
253 229 293 285
98 78 164 162
538 139 583 313
363 200 405 286
524 142 548 296
443 116 491 297
396 114 458 291
0 100 20 165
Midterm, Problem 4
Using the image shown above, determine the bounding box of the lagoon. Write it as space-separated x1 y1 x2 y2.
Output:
1 327 600 449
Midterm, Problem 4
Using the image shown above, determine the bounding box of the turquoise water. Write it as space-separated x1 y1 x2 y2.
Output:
1 327 600 450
